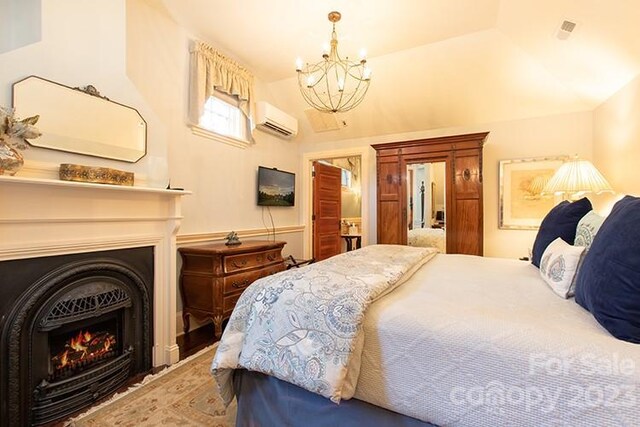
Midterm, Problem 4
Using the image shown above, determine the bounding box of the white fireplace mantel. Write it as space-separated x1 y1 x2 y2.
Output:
0 175 190 367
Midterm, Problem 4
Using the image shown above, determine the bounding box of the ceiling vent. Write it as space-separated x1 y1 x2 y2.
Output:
255 101 298 138
304 109 347 133
556 19 578 40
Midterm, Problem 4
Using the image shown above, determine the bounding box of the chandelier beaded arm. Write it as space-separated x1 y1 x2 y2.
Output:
296 11 371 113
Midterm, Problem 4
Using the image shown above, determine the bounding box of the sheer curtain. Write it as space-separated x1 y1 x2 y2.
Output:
189 40 255 142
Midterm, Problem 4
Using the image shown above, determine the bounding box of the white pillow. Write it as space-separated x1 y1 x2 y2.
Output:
574 210 605 249
539 237 586 298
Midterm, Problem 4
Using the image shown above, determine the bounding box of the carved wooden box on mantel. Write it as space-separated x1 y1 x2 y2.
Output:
59 163 134 186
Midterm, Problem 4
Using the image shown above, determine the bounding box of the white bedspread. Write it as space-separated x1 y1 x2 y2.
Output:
408 227 445 252
354 254 640 426
211 245 437 405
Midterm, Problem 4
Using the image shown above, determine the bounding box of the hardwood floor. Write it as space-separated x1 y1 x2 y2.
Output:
177 322 218 360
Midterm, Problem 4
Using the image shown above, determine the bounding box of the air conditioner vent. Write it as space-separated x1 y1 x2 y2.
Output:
261 120 292 137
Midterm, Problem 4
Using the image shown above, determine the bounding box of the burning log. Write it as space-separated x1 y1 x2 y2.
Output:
51 330 116 373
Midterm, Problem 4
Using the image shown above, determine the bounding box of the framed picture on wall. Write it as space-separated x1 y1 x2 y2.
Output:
499 156 567 230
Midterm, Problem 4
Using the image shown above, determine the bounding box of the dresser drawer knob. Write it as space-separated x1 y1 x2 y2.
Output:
266 254 276 261
232 279 250 288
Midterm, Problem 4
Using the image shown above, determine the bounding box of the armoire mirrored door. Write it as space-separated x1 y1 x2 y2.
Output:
406 162 446 253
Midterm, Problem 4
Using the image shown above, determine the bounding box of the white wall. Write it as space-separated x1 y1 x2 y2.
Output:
298 110 593 259
0 0 41 54
593 74 640 207
125 0 303 250
0 0 165 177
0 0 306 335
269 29 591 146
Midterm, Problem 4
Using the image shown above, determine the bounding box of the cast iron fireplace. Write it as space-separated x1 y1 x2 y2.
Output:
0 247 154 426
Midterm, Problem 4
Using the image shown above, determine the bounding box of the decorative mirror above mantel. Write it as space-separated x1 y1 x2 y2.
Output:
12 76 147 162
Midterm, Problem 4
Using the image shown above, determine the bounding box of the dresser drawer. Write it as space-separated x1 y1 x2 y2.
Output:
223 264 285 313
223 292 243 316
224 248 283 273
223 264 284 295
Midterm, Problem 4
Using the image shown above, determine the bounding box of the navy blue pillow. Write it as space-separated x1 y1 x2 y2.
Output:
531 197 592 267
575 196 640 343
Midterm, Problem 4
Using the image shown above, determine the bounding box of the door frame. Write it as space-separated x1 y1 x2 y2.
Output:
302 147 373 260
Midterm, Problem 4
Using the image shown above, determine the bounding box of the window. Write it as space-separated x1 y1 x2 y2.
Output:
199 92 247 141
341 169 352 188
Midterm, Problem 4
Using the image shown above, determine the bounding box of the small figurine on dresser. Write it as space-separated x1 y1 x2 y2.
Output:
225 231 241 246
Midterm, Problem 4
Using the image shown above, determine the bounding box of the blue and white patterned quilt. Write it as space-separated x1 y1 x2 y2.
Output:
211 244 437 405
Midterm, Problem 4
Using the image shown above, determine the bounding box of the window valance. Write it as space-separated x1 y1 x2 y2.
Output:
189 41 255 141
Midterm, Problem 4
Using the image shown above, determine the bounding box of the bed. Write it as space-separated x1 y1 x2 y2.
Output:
407 227 445 252
212 245 640 426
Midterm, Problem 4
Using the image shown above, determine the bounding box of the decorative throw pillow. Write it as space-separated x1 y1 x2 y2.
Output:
539 238 586 298
531 197 592 268
574 210 605 249
575 196 640 343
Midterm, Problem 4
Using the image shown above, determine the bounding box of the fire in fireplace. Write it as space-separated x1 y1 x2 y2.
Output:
49 320 119 381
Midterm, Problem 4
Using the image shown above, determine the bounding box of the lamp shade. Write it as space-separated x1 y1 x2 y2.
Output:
542 158 614 197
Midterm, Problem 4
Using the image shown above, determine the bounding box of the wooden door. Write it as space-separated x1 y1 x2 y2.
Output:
313 162 342 261
376 156 403 244
452 150 483 255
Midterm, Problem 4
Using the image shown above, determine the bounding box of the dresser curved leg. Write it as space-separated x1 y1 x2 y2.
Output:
182 312 191 334
213 315 223 340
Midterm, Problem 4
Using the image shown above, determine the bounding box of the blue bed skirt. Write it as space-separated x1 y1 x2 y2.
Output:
233 369 437 427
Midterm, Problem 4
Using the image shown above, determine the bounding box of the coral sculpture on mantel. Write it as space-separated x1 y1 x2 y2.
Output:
0 107 41 176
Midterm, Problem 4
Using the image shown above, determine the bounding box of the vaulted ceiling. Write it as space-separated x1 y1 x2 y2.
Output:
160 0 640 142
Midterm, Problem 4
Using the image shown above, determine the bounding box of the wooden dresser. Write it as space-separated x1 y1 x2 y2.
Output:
178 240 286 339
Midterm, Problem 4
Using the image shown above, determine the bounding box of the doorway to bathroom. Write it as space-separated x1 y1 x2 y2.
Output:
314 156 362 259
302 147 371 261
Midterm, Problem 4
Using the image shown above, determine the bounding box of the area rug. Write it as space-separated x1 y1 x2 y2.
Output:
67 344 236 426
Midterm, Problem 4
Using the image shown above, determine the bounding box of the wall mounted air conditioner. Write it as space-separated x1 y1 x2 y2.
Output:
255 101 298 138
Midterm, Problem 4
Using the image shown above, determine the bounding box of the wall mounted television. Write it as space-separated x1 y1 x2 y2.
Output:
257 166 295 207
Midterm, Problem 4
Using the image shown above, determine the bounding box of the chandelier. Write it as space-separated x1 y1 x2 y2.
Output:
296 11 371 113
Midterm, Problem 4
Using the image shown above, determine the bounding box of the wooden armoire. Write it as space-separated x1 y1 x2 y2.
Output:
372 132 487 256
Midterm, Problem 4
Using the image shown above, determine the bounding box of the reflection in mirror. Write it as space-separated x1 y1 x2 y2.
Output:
316 156 362 252
12 76 147 162
407 162 446 253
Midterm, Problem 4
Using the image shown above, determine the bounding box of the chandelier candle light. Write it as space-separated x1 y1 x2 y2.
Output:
296 11 372 113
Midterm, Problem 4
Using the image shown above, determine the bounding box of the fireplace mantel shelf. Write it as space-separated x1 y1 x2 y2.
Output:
0 175 191 195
